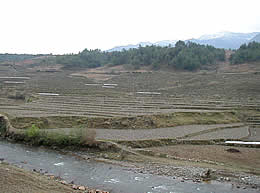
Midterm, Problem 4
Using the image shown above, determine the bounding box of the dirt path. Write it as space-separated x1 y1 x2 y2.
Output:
95 123 246 141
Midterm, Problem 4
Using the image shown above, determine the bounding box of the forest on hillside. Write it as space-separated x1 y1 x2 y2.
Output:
55 41 225 71
230 41 260 64
3 41 260 71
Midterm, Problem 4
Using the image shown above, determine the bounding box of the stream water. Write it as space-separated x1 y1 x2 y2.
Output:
0 140 258 193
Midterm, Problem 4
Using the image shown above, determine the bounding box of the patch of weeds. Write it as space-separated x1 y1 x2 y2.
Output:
70 127 96 145
11 117 49 129
25 124 40 138
41 132 79 146
22 125 96 147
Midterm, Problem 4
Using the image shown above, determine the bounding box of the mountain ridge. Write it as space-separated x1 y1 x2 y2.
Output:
107 31 260 52
250 33 260 42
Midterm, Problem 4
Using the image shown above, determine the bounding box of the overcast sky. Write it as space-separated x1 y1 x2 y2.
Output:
0 0 260 54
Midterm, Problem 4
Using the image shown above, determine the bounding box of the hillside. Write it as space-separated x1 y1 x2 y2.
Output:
230 41 260 64
250 33 260 42
54 41 225 71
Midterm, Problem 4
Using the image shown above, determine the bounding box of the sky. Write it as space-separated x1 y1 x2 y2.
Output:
0 0 260 54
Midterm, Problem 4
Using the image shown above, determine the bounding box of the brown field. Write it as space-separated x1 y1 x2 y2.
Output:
146 145 260 174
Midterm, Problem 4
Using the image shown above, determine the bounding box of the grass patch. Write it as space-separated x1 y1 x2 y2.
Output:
13 124 97 147
25 124 40 138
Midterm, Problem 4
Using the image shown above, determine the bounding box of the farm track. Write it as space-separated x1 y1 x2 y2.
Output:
185 126 249 140
96 123 245 141
46 123 245 141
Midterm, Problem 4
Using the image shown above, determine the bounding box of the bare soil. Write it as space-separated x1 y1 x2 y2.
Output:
95 123 245 141
0 162 81 193
146 145 260 174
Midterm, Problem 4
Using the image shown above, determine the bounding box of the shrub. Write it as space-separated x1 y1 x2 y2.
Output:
70 127 96 145
22 124 96 147
26 124 40 138
41 132 76 146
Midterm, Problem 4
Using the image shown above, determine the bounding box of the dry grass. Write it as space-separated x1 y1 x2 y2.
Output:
0 163 80 193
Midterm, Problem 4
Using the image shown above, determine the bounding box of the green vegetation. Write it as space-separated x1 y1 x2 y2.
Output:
56 49 106 69
230 41 260 64
21 124 96 146
55 41 225 71
25 124 40 138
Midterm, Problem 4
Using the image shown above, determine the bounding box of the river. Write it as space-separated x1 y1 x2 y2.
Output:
0 140 258 193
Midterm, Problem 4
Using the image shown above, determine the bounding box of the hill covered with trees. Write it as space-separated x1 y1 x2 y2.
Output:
230 42 260 64
55 41 225 71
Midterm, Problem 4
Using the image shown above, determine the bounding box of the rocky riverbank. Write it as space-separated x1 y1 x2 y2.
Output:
0 161 109 193
127 162 260 190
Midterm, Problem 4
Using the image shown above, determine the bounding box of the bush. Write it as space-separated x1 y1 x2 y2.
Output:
42 132 77 146
70 127 96 145
26 124 40 138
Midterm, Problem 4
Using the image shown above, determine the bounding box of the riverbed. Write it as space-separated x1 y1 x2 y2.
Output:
0 139 258 193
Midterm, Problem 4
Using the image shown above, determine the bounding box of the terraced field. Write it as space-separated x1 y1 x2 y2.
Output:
0 63 260 141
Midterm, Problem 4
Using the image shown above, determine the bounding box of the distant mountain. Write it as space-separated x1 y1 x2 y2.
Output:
189 31 260 49
107 32 260 51
107 40 176 52
250 33 260 42
154 40 177 47
107 42 152 52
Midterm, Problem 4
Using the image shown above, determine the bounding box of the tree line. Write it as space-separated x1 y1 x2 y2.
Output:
55 41 225 71
230 41 260 64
